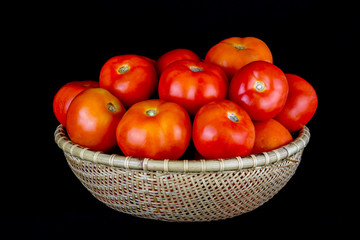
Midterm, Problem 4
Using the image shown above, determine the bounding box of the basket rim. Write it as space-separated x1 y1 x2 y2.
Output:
54 124 310 172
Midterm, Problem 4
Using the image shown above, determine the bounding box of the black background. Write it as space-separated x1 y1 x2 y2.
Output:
4 0 359 239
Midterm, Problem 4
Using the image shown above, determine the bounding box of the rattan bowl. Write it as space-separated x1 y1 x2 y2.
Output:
54 124 310 222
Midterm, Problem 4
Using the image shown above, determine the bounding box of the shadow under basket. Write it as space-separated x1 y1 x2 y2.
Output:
54 124 310 222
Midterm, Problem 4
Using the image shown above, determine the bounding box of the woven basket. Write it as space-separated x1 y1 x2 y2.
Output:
54 124 310 222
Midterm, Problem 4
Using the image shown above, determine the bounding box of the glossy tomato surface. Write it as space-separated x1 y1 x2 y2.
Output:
99 54 158 108
275 74 318 132
158 60 228 115
205 37 273 78
229 61 288 121
251 119 293 154
53 80 99 126
192 100 255 159
139 55 157 66
66 88 126 152
156 48 201 75
116 99 191 160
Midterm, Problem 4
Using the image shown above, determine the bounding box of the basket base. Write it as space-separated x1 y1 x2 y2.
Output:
64 150 302 222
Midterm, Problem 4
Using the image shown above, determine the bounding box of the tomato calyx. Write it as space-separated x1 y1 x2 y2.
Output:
117 64 130 74
145 108 158 117
227 112 239 123
189 66 203 72
254 81 266 92
106 102 117 113
234 44 246 50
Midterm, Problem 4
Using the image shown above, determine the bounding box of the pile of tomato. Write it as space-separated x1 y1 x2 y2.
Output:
53 37 318 160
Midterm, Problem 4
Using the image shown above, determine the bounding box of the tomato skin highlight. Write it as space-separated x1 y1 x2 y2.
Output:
156 48 201 76
66 88 126 152
275 74 318 132
251 119 293 154
192 100 255 159
53 80 99 126
229 61 288 121
116 99 191 160
205 37 273 78
158 60 228 116
99 54 158 108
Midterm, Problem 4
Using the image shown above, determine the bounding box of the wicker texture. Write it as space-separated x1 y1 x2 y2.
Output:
55 124 310 222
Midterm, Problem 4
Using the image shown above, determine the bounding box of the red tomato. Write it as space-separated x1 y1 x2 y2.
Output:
205 37 273 78
139 55 157 66
275 74 318 132
158 60 228 115
192 100 255 159
99 54 158 108
66 88 126 152
251 119 293 154
116 99 191 160
156 49 201 75
53 80 99 126
229 61 288 121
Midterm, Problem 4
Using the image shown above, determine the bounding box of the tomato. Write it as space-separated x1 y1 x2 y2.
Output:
158 60 228 115
251 119 293 154
205 37 273 78
116 99 191 160
192 100 255 159
53 80 99 126
139 55 157 66
229 61 288 121
99 54 158 108
66 88 126 152
275 74 318 132
156 48 201 75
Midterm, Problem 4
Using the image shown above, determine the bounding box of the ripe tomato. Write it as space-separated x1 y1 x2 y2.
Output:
275 74 318 132
192 100 255 159
156 49 201 75
53 80 99 126
251 119 293 154
99 54 158 108
66 88 126 152
139 55 157 66
229 61 288 121
158 60 228 115
116 99 191 160
205 37 273 78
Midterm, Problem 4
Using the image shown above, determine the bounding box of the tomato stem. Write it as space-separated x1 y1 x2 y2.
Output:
117 64 130 74
107 103 117 113
146 109 157 117
227 112 239 123
189 66 203 72
234 44 246 50
254 81 266 92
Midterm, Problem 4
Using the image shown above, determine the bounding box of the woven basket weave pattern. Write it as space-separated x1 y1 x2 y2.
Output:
55 125 309 222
